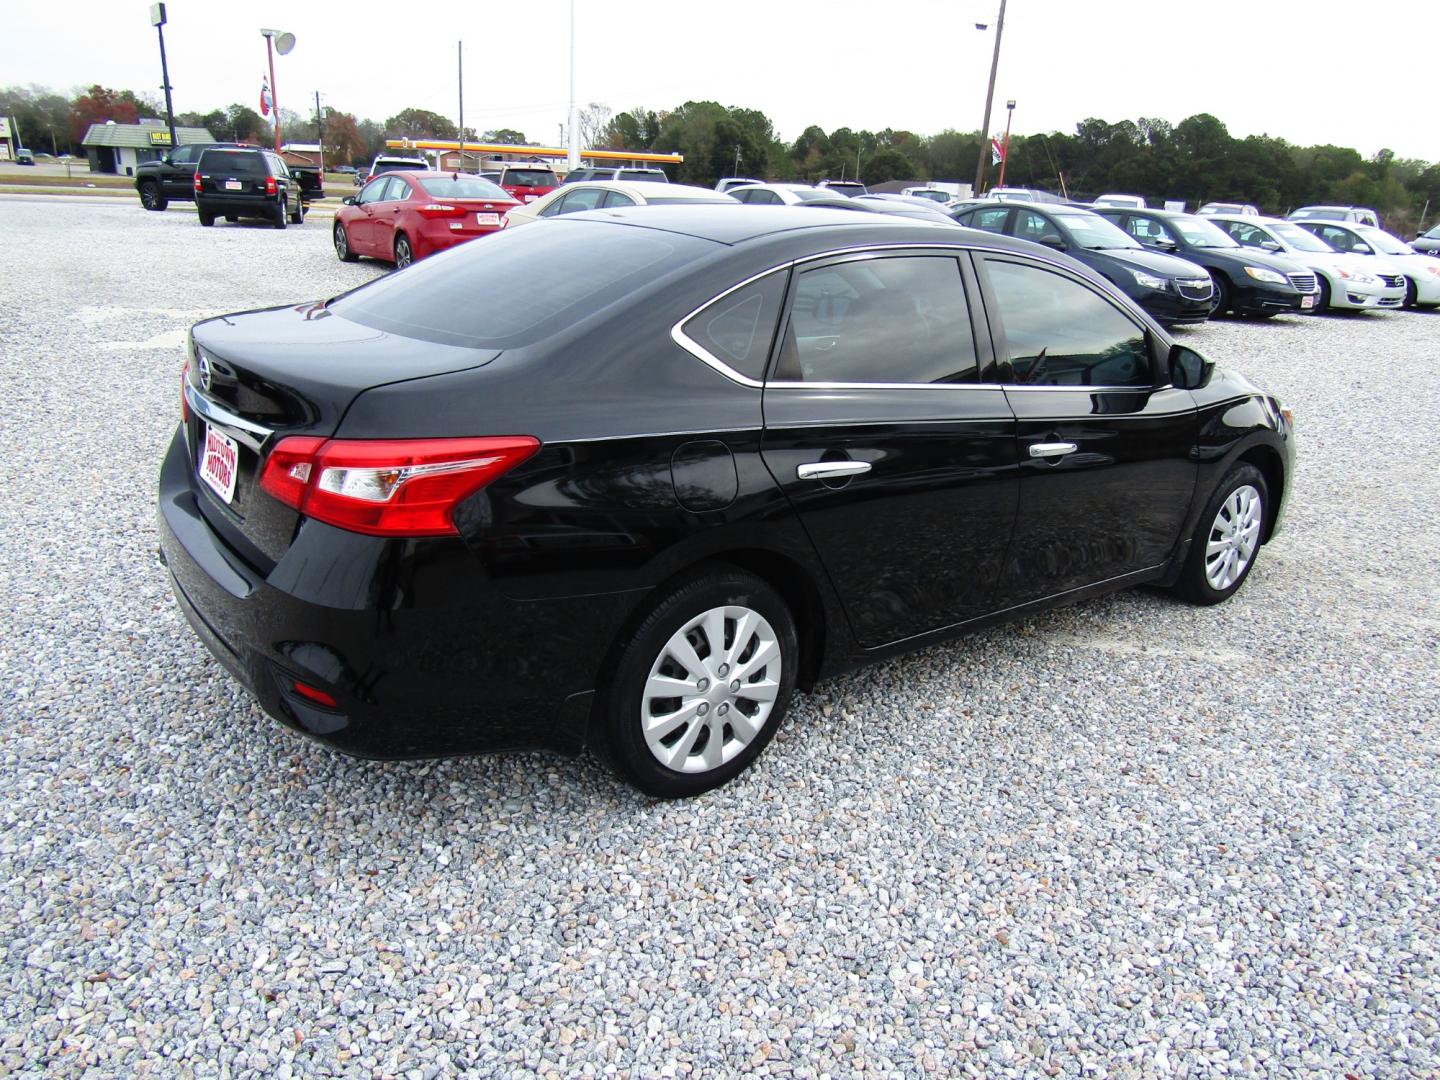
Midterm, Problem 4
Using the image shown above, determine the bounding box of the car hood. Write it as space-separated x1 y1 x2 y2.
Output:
1200 247 1305 275
1097 247 1209 279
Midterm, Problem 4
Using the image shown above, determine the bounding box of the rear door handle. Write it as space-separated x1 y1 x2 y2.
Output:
797 461 871 481
1028 441 1078 459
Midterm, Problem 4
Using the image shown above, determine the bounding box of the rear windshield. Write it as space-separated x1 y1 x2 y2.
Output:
418 176 510 200
618 170 668 182
330 220 711 349
503 170 556 187
373 160 423 175
201 151 266 176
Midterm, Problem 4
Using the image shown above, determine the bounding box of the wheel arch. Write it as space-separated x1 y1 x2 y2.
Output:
1235 443 1285 542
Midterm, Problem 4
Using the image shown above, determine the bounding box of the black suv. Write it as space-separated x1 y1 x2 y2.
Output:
135 142 246 211
194 147 304 229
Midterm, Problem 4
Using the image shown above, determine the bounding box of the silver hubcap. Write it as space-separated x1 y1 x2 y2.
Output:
1205 484 1262 591
334 227 346 257
642 605 781 774
396 240 411 267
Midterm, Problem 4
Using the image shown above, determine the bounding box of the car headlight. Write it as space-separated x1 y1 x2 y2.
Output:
1131 270 1167 290
1244 266 1287 285
1336 267 1377 285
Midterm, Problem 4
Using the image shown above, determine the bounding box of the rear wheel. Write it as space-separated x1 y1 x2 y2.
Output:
139 181 166 212
602 569 797 797
1208 271 1230 316
1174 464 1268 606
334 222 358 262
393 233 413 269
197 209 214 227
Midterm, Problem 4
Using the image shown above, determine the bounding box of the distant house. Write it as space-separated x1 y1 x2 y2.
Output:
0 116 19 161
81 119 214 176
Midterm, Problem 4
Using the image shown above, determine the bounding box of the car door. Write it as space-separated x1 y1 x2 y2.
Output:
351 176 391 254
973 253 1197 603
758 250 1020 648
164 144 196 198
370 177 410 256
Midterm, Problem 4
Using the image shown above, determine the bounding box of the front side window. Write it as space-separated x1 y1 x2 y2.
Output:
1125 215 1176 246
773 256 978 384
358 177 389 205
968 208 1010 233
1314 225 1355 251
985 260 1150 388
1014 210 1063 245
169 145 194 166
680 272 788 382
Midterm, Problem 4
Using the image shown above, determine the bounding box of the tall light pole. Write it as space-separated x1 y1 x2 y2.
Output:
972 0 1008 197
260 28 295 154
566 0 579 170
996 99 1016 188
149 4 177 152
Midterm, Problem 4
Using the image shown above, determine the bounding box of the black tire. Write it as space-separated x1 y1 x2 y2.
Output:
393 233 413 269
1403 277 1418 309
1208 271 1230 317
334 222 358 262
272 201 287 230
139 181 167 212
290 197 305 225
1174 464 1269 606
601 569 798 798
197 209 215 227
1316 277 1332 311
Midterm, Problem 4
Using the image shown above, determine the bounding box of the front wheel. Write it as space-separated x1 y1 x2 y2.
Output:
1316 277 1333 311
1403 277 1418 309
1174 464 1269 606
139 182 167 212
1208 271 1230 316
602 569 798 797
393 233 413 269
334 222 358 262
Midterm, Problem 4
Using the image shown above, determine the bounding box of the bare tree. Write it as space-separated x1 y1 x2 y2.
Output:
577 103 612 149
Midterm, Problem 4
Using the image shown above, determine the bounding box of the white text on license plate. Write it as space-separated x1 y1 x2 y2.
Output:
224 180 243 191
1301 295 1316 309
477 212 500 225
199 423 239 504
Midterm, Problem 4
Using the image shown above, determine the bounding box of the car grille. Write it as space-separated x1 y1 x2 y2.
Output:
1378 273 1405 289
1287 272 1318 293
1378 295 1404 307
1176 278 1214 301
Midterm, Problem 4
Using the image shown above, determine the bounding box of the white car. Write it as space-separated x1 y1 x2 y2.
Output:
1291 221 1440 308
715 177 763 194
1208 215 1406 312
1288 205 1380 228
1093 193 1146 209
726 183 854 207
501 180 736 228
1198 202 1260 217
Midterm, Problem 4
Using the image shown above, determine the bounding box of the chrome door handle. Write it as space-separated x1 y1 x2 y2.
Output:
797 461 872 481
1028 441 1078 459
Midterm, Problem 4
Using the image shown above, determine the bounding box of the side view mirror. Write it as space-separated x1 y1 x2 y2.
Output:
1039 235 1067 250
1169 344 1214 390
1260 240 1281 252
1351 242 1372 254
1152 237 1177 250
342 196 357 206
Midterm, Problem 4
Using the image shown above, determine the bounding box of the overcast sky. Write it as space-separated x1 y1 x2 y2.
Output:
5 0 1437 162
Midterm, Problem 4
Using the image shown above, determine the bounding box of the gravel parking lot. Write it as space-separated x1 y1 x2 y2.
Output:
1 197 1437 1078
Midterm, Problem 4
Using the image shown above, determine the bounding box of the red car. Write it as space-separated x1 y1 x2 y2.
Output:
494 164 560 204
333 172 520 268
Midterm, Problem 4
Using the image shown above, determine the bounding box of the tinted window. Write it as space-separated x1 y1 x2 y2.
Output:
617 170 667 182
1313 225 1355 251
331 220 706 349
557 188 605 214
1014 210 1063 244
503 170 556 187
681 272 787 382
968 208 1009 233
986 260 1149 387
201 151 265 177
601 191 636 208
1125 216 1176 245
418 176 510 200
775 256 977 384
170 145 195 165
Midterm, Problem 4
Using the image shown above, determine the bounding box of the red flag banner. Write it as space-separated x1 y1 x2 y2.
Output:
260 79 272 118
990 137 1005 165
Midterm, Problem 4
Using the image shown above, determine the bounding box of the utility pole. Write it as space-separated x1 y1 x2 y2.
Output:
972 0 1008 197
150 4 178 151
457 41 465 173
567 0 579 170
314 91 324 171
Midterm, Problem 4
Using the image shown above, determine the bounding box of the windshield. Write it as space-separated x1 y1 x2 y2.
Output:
331 220 709 350
418 176 511 200
1355 226 1414 255
793 189 841 202
503 170 556 187
1427 225 1440 239
1055 211 1140 249
1171 216 1238 248
1268 222 1333 253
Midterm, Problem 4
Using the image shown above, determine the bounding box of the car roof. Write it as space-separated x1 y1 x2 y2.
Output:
555 203 1022 249
555 180 730 200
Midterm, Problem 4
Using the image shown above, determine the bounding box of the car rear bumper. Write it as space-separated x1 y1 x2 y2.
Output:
156 426 625 759
196 194 284 216
413 222 504 259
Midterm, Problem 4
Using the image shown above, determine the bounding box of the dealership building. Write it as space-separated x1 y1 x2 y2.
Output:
80 119 214 176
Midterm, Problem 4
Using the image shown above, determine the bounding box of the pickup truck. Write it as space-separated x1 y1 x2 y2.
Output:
136 142 324 210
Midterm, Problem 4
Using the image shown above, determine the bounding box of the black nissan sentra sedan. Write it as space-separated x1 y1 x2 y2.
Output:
158 206 1295 797
951 201 1217 325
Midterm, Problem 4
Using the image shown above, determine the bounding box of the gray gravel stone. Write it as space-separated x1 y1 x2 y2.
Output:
0 197 1437 1077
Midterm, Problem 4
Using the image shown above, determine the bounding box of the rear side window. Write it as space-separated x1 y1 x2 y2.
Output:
201 151 265 177
331 220 709 349
680 272 787 382
984 260 1149 387
774 256 978 384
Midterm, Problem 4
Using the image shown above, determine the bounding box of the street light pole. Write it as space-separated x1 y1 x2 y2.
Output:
260 29 295 155
997 99 1015 188
567 0 579 171
150 4 177 151
972 0 1008 197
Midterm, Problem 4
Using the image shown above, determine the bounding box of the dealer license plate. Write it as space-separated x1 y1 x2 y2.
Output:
477 212 499 225
199 423 239 504
1301 295 1316 310
224 180 243 191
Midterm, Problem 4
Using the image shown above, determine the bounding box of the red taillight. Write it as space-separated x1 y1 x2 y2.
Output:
416 203 463 218
259 436 541 537
265 176 277 196
193 171 202 193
